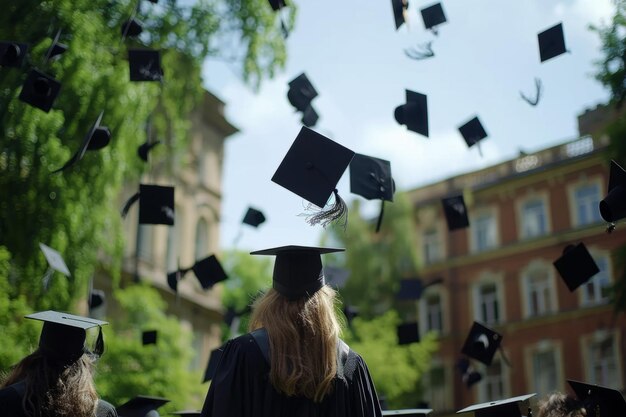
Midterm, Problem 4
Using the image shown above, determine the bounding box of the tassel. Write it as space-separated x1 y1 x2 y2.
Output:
305 189 348 230
93 326 105 357
120 192 140 218
375 201 385 233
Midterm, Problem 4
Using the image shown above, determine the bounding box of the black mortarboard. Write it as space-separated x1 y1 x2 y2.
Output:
122 18 143 38
271 127 355 226
458 116 487 148
396 278 423 300
121 184 175 225
553 243 600 292
287 73 318 113
395 90 429 137
137 140 161 162
350 153 395 232
170 411 201 417
382 409 433 416
538 22 567 63
167 268 181 292
323 265 351 289
456 393 536 417
420 3 447 31
128 49 163 82
568 379 626 417
142 330 157 345
88 287 105 310
599 160 626 223
461 321 502 366
18 69 61 112
53 111 111 173
116 396 170 417
0 41 28 67
251 245 344 300
301 104 319 128
203 346 224 383
39 243 71 277
456 357 482 388
268 0 287 11
44 30 68 62
191 255 228 290
25 310 108 362
397 322 420 345
242 207 266 228
391 0 409 30
442 195 469 231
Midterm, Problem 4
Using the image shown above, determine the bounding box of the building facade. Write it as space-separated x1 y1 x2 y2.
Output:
409 132 626 415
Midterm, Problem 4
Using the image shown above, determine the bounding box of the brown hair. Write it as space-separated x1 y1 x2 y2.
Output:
1 350 98 417
248 286 342 402
536 392 587 417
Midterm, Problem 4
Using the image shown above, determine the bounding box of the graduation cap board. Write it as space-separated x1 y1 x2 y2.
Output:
459 116 488 152
420 3 447 32
39 243 71 277
18 69 61 112
397 322 420 345
382 410 433 416
395 90 429 137
461 321 502 366
301 104 319 128
45 29 68 62
456 393 536 417
396 279 423 300
442 195 469 231
599 160 626 223
391 0 409 30
142 330 157 345
568 379 626 417
456 357 482 388
137 140 160 162
251 245 344 300
116 396 170 417
169 255 228 291
553 243 600 292
203 346 224 383
53 111 111 173
122 18 143 38
268 0 287 11
242 207 266 228
271 127 355 228
287 73 318 113
538 22 567 63
121 184 175 225
128 49 163 82
0 41 28 67
350 153 395 232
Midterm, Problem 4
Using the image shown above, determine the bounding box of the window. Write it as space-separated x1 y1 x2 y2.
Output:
195 218 209 261
532 349 558 395
574 184 601 226
473 213 497 252
478 283 500 325
588 335 620 387
136 224 153 261
424 364 449 411
479 360 506 402
525 267 554 317
582 255 611 306
521 198 548 238
425 294 443 333
423 229 441 264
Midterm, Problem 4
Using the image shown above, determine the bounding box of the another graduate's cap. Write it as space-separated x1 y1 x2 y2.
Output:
136 184 175 225
170 411 201 417
301 104 319 128
397 322 420 345
538 22 566 63
553 243 600 292
268 0 287 11
461 321 502 366
45 30 68 62
323 265 351 289
251 245 344 300
395 90 429 137
192 255 228 290
599 160 626 223
142 330 158 345
242 207 266 228
567 379 626 417
25 310 108 361
396 278 423 300
271 127 355 209
420 3 447 31
459 116 487 148
456 393 536 417
18 69 61 112
391 0 409 30
116 396 170 417
128 48 163 82
382 409 433 416
203 346 224 382
287 73 318 113
122 18 143 38
442 195 469 231
350 153 395 202
39 243 71 276
0 41 28 67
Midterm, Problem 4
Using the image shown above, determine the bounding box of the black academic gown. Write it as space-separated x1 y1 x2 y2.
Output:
200 331 383 417
0 381 118 417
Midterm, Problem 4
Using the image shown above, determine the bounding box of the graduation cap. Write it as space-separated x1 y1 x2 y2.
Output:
538 22 567 63
458 116 488 149
121 184 175 225
271 127 355 228
191 255 228 290
137 140 161 162
461 321 502 366
18 69 61 112
323 265 350 289
456 357 483 388
382 409 433 416
420 3 447 33
268 0 287 11
397 322 420 345
456 393 536 417
568 379 626 417
203 346 224 382
170 411 201 417
142 330 157 345
396 278 423 300
122 18 143 38
287 73 318 113
88 279 105 310
52 111 111 173
25 310 108 362
301 104 319 128
442 194 469 231
0 41 28 67
395 90 429 137
251 245 344 300
242 207 266 228
39 242 71 277
553 243 600 292
44 30 68 62
128 49 163 82
350 153 395 232
599 160 626 223
391 0 409 30
116 396 170 417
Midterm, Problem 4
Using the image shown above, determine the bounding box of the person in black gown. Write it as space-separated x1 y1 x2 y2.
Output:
200 245 383 417
0 310 117 417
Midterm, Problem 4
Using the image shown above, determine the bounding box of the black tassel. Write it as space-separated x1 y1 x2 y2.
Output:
93 326 105 357
120 192 140 218
305 189 348 230
375 201 385 233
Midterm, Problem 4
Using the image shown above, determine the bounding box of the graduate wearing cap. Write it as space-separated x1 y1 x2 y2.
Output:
200 246 383 417
0 311 117 417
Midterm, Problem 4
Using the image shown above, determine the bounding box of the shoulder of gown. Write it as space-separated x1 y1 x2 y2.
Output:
0 381 27 416
97 398 119 417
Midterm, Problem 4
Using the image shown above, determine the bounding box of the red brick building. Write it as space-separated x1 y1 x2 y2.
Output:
408 128 626 415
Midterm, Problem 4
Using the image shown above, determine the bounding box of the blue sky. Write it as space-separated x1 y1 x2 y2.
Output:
202 0 615 252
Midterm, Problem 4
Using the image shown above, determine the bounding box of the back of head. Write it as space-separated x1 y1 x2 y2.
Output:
536 392 586 417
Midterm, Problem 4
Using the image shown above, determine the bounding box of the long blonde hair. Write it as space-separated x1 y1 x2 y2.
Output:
249 285 342 402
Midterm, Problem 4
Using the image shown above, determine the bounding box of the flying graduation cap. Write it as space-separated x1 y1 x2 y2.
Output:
116 396 170 417
396 278 423 300
52 111 111 173
271 127 355 228
242 207 266 228
301 104 319 128
395 90 429 137
397 322 420 345
553 243 600 292
0 40 28 67
599 160 626 224
18 69 61 112
458 116 488 153
168 255 228 291
567 379 626 417
121 184 175 225
128 48 163 82
456 393 536 417
442 194 469 231
88 278 105 311
287 73 320 126
39 242 70 290
142 330 157 345
44 30 68 62
538 22 567 63
350 153 395 232
420 3 447 34
268 0 287 11
391 0 410 30
456 357 482 388
137 140 161 162
122 17 144 38
461 321 502 366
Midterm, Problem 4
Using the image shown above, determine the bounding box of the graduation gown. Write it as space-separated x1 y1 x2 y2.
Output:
0 380 118 417
200 330 382 417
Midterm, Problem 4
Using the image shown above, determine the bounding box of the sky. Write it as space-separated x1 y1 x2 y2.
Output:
201 0 616 252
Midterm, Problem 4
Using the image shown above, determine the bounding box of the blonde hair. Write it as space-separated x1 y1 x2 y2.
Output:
249 286 342 402
536 392 587 417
